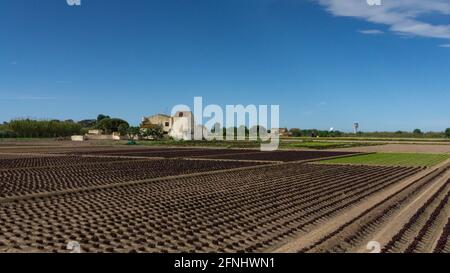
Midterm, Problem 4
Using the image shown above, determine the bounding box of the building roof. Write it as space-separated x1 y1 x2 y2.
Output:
144 114 171 119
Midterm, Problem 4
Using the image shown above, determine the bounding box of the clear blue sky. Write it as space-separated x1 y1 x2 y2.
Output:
1 0 449 132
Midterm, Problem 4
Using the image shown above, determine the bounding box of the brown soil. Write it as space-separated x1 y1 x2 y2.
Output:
1 144 449 253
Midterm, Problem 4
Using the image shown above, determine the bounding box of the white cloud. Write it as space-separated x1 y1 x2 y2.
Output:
317 0 450 40
439 43 450 47
358 29 384 35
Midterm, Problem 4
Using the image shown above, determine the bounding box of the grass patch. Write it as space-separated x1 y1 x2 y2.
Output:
281 141 380 150
284 137 450 143
320 153 449 167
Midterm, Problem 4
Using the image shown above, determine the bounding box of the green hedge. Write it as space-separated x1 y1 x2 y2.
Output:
2 119 82 138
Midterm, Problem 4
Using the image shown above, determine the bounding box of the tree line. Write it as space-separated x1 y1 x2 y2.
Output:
0 119 82 138
0 114 165 140
0 114 132 138
288 128 450 138
1 116 449 139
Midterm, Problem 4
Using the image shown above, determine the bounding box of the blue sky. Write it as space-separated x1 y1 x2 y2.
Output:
1 0 449 132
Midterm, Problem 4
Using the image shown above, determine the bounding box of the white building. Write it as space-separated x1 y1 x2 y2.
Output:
141 111 194 140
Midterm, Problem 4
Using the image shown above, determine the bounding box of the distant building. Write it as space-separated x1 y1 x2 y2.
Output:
272 128 290 137
82 129 127 141
88 129 104 135
71 135 85 142
141 111 194 140
277 128 290 137
141 114 172 133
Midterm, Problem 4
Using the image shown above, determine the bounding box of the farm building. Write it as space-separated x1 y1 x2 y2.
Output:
141 111 194 140
275 128 290 137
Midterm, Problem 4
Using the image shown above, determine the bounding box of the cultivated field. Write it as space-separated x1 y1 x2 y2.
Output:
321 153 449 167
0 142 449 253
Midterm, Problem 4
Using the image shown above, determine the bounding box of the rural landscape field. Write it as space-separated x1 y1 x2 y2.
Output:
2 0 450 266
0 139 449 253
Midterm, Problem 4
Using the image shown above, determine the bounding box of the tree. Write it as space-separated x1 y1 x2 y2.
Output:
142 125 164 140
78 119 97 128
96 114 110 123
118 123 130 136
127 126 142 140
96 118 113 133
446 128 450 138
96 118 129 134
289 128 302 137
7 119 81 138
110 119 129 132
413 129 423 134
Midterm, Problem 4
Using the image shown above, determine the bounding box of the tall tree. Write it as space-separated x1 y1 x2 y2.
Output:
96 114 110 122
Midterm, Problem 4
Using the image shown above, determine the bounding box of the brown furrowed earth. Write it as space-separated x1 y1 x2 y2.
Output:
0 158 268 198
0 142 449 253
66 148 357 162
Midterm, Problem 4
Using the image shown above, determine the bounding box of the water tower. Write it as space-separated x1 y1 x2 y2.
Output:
353 123 359 134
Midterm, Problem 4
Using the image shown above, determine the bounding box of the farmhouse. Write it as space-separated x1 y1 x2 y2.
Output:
275 128 290 137
141 111 194 140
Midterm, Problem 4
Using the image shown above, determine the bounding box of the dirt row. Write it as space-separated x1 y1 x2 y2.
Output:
0 163 420 253
383 177 450 253
199 150 358 162
288 163 450 253
1 146 359 163
434 217 450 253
0 158 265 198
64 148 358 162
0 156 143 170
0 145 189 155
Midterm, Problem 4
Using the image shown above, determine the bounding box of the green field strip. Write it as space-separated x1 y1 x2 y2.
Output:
319 153 449 167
